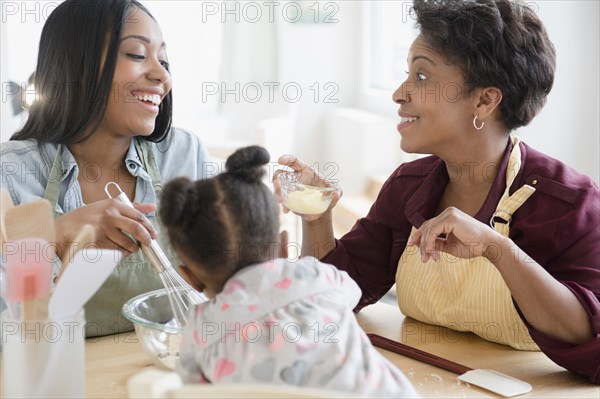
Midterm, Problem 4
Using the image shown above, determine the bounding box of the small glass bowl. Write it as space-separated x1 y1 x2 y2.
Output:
278 172 340 215
122 288 207 370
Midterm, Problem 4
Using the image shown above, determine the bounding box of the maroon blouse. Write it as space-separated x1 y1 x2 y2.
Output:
322 140 600 384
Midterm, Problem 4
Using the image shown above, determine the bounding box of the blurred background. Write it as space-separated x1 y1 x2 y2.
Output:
2 0 599 244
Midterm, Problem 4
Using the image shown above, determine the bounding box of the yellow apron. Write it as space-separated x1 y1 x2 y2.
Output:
43 138 174 337
396 135 539 350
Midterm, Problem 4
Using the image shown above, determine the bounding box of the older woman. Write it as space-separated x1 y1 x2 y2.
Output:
276 0 599 384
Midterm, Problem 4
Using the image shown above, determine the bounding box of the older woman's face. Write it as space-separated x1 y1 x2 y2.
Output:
99 8 172 138
392 36 476 155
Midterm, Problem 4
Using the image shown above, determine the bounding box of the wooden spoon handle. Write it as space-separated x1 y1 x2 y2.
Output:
367 333 472 375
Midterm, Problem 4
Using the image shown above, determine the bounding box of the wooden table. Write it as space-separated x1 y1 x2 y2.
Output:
356 303 598 398
4 302 595 398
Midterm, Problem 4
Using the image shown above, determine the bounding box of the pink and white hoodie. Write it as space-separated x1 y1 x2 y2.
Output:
176 257 417 397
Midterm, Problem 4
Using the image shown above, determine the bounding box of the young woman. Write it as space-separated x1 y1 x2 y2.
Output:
0 0 211 336
275 0 599 384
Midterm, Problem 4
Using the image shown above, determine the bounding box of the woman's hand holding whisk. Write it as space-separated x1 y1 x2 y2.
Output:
55 199 158 258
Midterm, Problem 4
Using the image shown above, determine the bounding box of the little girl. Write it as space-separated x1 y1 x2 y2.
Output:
159 146 417 397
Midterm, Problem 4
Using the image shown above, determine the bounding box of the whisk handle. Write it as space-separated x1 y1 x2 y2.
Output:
141 241 171 273
105 183 171 274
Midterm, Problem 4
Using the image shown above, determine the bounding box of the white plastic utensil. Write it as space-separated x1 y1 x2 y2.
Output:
38 247 116 399
57 224 96 281
368 334 532 397
458 369 533 397
49 248 122 320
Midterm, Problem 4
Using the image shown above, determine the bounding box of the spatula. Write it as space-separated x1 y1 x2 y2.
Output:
56 224 96 281
49 247 122 320
38 247 120 399
4 199 55 245
367 333 532 397
0 190 15 248
3 238 53 320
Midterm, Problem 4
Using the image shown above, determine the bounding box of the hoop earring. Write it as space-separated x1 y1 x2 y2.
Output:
473 115 485 131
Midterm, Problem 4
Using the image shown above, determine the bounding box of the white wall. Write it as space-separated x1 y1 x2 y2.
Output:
355 0 599 183
276 2 360 165
1 1 598 183
1 13 12 141
519 0 599 182
1 0 50 142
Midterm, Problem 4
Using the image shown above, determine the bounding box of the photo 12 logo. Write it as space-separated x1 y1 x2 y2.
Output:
1 1 142 24
201 81 339 104
201 1 339 24
197 321 340 345
1 1 59 23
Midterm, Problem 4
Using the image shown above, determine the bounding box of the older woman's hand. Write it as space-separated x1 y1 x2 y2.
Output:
54 199 158 258
273 155 342 222
407 207 503 263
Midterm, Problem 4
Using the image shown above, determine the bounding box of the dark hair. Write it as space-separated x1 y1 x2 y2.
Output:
11 0 172 144
160 146 280 275
412 0 556 130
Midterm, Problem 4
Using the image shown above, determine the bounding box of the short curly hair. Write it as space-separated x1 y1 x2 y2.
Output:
412 0 556 130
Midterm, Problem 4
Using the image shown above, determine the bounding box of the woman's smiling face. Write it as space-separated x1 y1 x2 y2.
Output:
393 35 477 156
99 7 172 138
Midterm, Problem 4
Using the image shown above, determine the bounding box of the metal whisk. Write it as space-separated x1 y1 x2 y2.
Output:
105 182 205 327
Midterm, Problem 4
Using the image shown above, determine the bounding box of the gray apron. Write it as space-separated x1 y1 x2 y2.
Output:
43 138 171 337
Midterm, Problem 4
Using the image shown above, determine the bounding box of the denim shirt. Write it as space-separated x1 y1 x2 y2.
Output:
0 128 214 335
0 127 213 211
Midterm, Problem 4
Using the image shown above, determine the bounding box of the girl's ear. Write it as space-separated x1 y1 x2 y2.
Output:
178 264 205 292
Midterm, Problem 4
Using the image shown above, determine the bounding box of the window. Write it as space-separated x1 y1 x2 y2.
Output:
358 1 418 113
369 1 418 91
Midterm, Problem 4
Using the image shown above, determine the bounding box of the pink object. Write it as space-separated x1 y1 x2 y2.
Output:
213 359 236 382
268 333 284 352
223 279 245 294
275 278 291 289
3 238 53 320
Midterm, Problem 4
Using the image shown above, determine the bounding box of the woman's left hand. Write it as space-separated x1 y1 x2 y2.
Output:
407 207 501 263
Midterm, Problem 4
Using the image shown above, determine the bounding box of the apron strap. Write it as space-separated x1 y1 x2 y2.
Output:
490 134 535 236
42 144 64 210
134 138 163 193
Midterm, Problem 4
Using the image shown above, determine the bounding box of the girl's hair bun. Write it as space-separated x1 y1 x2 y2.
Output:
159 177 195 226
225 145 270 183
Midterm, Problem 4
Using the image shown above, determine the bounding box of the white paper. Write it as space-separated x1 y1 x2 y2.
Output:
49 249 122 320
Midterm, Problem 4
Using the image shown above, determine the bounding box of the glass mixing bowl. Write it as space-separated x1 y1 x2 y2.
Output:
122 288 208 369
278 172 341 215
